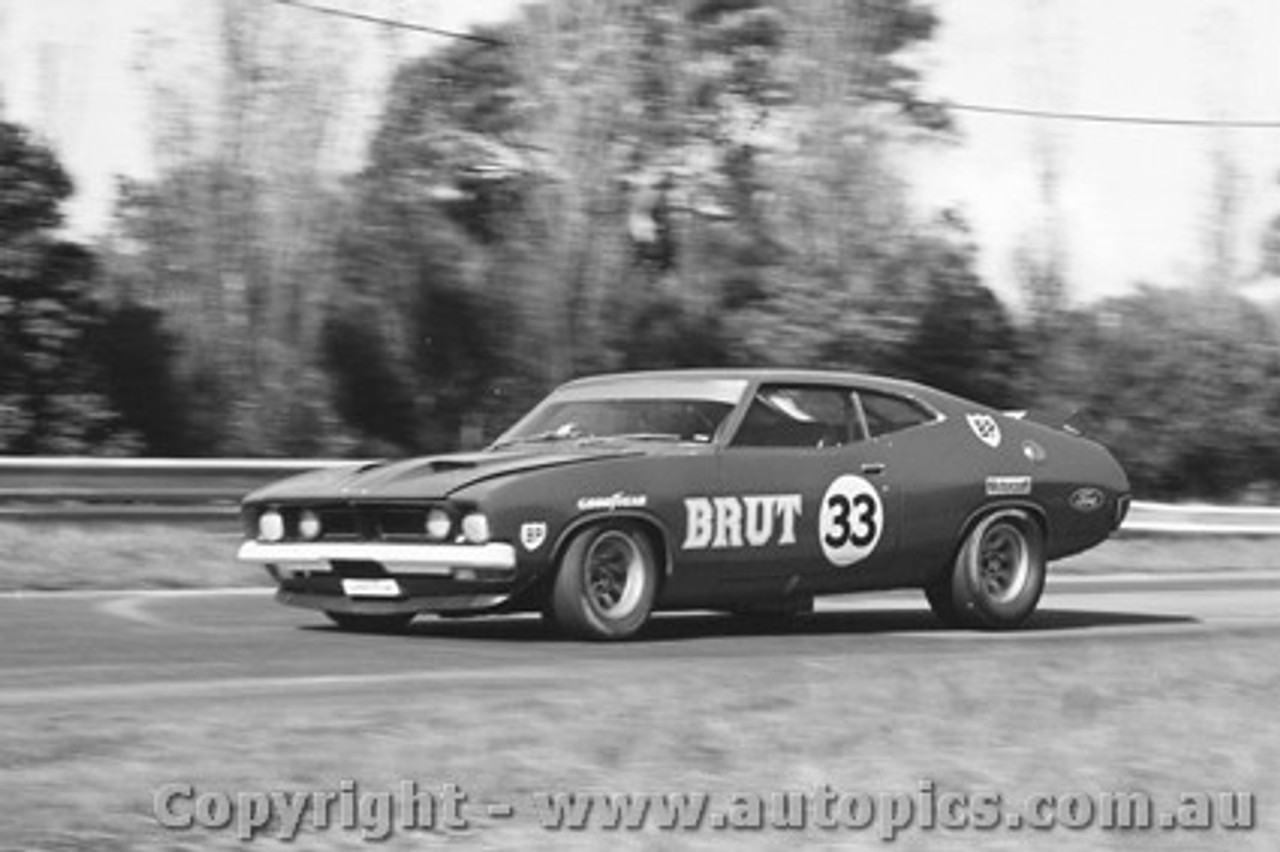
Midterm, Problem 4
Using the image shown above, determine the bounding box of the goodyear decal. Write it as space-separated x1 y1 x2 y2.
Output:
966 413 1002 449
682 494 802 550
818 474 883 567
577 492 648 512
986 475 1032 497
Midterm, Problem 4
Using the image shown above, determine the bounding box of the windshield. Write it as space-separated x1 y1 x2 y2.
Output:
492 381 746 448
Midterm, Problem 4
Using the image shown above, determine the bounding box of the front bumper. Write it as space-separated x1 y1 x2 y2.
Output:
238 540 524 615
237 541 518 576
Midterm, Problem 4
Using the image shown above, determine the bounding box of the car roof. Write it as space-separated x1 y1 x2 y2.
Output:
560 369 965 409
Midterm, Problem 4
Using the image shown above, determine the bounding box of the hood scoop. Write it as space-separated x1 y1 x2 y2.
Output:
421 459 478 473
335 456 480 493
255 446 646 503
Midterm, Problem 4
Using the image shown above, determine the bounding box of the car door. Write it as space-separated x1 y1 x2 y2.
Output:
854 387 956 587
703 383 902 598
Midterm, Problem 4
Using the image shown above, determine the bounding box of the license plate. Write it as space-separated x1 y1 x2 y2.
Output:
341 578 402 598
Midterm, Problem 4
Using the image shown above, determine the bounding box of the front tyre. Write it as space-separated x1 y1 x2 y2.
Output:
550 522 658 640
927 510 1045 630
324 611 415 633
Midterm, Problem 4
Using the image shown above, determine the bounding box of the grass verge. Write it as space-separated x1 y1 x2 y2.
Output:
0 521 266 591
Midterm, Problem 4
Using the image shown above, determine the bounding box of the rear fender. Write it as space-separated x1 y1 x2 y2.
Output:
933 500 1048 585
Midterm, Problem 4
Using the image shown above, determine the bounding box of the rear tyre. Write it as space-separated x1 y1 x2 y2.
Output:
550 522 658 640
927 509 1045 630
324 611 415 633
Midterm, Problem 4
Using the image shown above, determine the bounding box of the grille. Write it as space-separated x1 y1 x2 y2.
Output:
282 503 443 542
376 508 431 540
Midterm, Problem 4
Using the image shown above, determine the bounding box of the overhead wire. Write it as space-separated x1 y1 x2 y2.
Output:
269 0 508 46
269 0 1280 129
906 98 1280 129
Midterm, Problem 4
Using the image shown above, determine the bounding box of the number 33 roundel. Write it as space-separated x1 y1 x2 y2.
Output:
819 474 884 567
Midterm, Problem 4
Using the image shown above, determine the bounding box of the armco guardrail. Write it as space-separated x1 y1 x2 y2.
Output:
1 458 1279 534
0 457 358 520
1122 501 1280 536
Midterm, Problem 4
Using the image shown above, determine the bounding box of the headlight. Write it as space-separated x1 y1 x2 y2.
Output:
425 507 453 541
461 512 490 544
297 509 322 541
258 509 285 542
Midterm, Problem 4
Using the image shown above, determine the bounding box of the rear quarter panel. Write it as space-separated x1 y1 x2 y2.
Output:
1028 423 1130 559
887 407 1128 586
886 413 1022 585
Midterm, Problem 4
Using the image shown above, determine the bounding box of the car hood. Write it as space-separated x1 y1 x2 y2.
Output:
243 448 646 503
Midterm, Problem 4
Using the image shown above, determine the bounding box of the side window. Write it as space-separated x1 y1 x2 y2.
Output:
731 386 859 448
858 390 935 437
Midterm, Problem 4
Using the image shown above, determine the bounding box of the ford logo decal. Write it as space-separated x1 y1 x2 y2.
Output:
1069 487 1105 513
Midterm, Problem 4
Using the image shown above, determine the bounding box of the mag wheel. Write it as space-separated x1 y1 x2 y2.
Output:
928 509 1045 630
550 522 658 640
323 611 415 633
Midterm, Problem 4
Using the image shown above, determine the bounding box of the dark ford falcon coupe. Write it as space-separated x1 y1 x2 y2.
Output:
238 370 1130 640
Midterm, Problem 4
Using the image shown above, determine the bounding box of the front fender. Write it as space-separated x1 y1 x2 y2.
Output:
550 509 677 579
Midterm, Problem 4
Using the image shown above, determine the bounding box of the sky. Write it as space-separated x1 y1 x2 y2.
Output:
914 0 1280 304
2 0 1280 305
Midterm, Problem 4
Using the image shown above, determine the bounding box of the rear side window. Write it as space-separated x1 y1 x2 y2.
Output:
731 385 859 448
858 390 935 437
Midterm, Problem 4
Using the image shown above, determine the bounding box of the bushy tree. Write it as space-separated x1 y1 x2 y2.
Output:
330 0 951 450
320 183 508 453
0 122 137 454
85 301 201 456
890 217 1028 407
1044 286 1280 499
105 166 348 455
99 0 366 456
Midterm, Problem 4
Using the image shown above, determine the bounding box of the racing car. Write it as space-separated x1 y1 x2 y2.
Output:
237 369 1130 639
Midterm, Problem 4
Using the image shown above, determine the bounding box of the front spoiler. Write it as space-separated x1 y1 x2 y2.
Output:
277 589 511 615
237 540 518 576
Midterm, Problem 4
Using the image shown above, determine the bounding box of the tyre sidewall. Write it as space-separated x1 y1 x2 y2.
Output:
553 522 658 640
951 510 1045 629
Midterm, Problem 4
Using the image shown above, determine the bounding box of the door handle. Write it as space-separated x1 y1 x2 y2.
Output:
861 462 886 476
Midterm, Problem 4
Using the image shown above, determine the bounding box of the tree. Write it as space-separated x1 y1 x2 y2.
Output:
320 181 508 453
1254 170 1280 280
1045 286 1280 499
333 0 949 452
105 165 349 456
892 216 1028 407
0 121 137 453
102 0 370 455
85 300 202 456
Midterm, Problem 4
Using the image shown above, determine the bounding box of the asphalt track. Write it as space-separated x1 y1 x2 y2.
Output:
3 571 1279 709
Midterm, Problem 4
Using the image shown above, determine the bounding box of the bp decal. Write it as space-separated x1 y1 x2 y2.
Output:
966 413 1002 449
520 522 548 552
819 474 883 567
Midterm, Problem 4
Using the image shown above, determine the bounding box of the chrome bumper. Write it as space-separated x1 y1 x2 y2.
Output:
237 540 518 576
